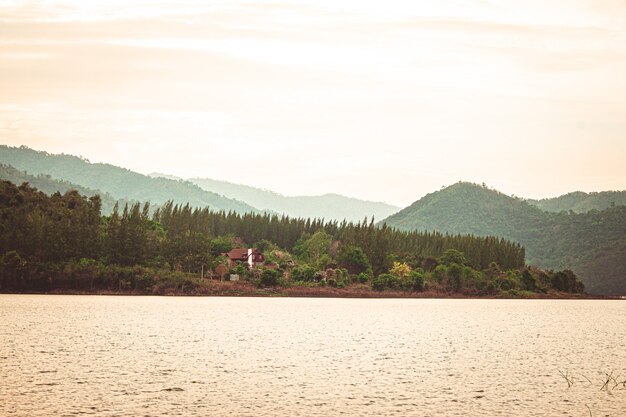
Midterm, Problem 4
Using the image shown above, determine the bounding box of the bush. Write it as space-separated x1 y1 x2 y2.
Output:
551 269 584 293
433 264 447 283
499 271 520 291
521 269 537 291
135 271 154 290
409 270 425 291
291 265 316 282
371 275 387 291
260 269 282 287
390 261 412 278
372 273 401 291
356 272 370 284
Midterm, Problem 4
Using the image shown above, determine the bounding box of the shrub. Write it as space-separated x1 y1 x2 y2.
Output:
259 268 282 287
135 271 154 290
356 272 370 284
433 264 447 283
521 269 537 291
291 265 316 282
551 269 584 293
409 270 425 291
390 261 412 278
372 273 401 291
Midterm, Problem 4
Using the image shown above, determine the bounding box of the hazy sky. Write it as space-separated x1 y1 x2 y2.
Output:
1 0 625 206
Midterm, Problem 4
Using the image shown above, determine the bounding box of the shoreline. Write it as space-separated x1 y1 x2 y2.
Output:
0 283 617 300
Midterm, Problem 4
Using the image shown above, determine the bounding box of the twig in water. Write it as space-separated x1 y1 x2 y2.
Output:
585 404 592 417
579 373 593 385
611 374 621 390
600 370 615 392
558 369 574 388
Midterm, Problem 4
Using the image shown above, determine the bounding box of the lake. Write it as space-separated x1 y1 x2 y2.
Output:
1 295 625 416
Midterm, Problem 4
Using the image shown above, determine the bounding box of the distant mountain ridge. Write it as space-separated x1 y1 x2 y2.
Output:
527 191 626 213
0 146 257 214
0 146 399 222
188 177 400 223
381 182 626 295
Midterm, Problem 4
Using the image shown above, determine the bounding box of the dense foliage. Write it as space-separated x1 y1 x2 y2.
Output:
382 182 626 295
0 180 585 297
1 147 618 295
0 180 580 297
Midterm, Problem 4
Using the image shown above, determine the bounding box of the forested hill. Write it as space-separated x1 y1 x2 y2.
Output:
188 177 400 223
0 164 122 214
527 191 626 213
381 182 626 295
0 146 258 214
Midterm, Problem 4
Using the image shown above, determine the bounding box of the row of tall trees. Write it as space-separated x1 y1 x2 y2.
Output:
0 181 525 290
154 203 525 273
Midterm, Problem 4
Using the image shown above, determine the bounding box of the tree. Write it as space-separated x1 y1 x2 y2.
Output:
446 263 463 292
422 257 438 272
337 245 371 275
295 230 332 267
438 249 470 267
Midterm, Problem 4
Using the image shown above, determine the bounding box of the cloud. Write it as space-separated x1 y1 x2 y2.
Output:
0 0 625 204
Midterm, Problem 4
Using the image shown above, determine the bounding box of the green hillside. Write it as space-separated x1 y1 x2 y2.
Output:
0 146 258 214
189 177 400 222
527 191 626 213
0 164 123 214
381 182 626 295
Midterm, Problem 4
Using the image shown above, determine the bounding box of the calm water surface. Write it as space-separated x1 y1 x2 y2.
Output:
1 295 625 416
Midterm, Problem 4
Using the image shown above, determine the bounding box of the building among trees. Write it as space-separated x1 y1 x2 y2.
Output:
224 248 265 268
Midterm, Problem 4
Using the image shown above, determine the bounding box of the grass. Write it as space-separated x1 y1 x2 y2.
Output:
558 369 626 391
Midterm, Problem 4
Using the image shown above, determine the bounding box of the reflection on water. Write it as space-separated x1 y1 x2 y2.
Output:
1 295 625 416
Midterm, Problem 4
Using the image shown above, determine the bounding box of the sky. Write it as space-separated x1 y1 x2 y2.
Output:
1 0 625 206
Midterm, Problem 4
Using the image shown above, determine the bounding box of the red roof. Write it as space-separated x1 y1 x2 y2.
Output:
226 248 260 261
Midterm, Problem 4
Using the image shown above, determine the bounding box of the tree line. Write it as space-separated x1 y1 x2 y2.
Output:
0 180 583 296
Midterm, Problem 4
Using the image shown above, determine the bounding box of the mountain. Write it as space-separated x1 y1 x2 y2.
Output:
149 172 183 181
0 163 123 213
0 146 258 214
381 182 626 295
527 191 626 213
189 177 399 222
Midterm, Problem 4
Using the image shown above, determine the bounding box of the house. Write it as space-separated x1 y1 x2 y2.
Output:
224 248 266 268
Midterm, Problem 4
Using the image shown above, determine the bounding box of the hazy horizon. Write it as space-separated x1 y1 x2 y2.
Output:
1 0 625 206
6 143 626 208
